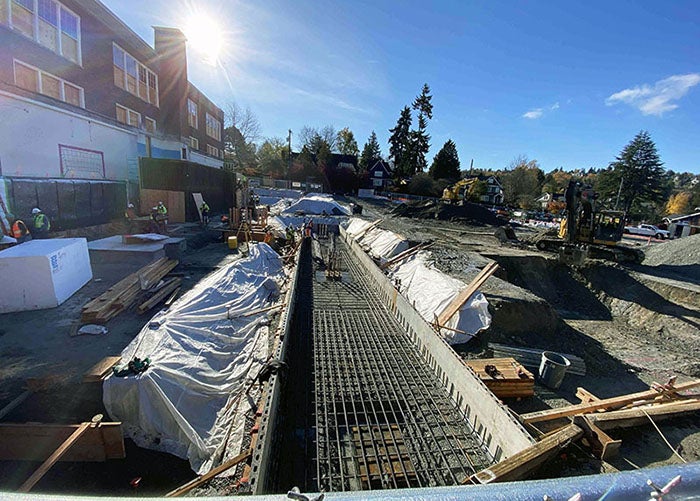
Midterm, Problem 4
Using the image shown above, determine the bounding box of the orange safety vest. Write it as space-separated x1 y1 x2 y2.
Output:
11 220 28 238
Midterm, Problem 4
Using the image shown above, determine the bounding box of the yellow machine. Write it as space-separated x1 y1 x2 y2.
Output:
441 178 477 203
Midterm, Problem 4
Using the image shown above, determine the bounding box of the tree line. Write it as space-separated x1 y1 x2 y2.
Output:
224 99 699 222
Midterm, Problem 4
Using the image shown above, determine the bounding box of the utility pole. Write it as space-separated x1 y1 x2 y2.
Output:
287 129 292 184
615 176 624 211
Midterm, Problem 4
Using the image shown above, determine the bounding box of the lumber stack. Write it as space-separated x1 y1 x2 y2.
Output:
466 357 534 398
81 258 179 323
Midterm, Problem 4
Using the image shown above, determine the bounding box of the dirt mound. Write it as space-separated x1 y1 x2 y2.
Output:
642 233 700 266
391 200 503 226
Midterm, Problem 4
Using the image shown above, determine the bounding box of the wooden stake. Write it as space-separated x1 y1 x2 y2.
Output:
165 450 252 497
437 261 498 326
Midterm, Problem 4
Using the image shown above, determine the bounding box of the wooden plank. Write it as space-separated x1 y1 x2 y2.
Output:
573 416 622 460
468 423 583 484
380 242 433 269
576 387 601 404
437 262 498 326
137 278 182 314
521 379 700 424
18 420 94 492
586 399 700 430
83 356 121 383
0 391 32 421
164 287 181 307
165 450 252 497
0 422 125 462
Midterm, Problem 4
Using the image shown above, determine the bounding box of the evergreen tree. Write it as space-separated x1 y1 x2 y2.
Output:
598 131 666 214
411 84 433 172
336 127 359 156
388 106 412 178
359 131 382 173
429 139 460 180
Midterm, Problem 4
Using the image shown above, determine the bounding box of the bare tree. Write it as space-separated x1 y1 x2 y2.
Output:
224 101 261 171
225 101 261 145
298 125 337 152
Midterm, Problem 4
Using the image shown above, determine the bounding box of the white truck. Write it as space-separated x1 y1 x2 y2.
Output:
623 224 670 239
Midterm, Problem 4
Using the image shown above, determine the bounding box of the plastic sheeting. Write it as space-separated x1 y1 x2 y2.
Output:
357 227 410 263
282 195 351 216
103 244 285 474
387 251 491 344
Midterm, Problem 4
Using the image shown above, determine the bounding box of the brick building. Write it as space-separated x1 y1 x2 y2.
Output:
0 0 224 229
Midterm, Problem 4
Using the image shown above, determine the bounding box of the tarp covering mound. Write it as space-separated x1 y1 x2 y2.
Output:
387 252 491 344
345 218 410 263
103 244 285 474
282 194 351 216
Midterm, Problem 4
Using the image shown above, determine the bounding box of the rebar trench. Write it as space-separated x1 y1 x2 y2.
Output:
309 235 492 491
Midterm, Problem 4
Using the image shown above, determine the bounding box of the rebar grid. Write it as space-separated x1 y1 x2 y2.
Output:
311 239 492 492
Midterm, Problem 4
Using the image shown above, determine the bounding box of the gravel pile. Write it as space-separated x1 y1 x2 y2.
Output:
391 199 503 226
642 233 700 266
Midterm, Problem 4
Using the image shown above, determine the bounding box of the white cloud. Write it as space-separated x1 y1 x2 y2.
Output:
606 73 700 116
550 102 560 110
522 108 544 119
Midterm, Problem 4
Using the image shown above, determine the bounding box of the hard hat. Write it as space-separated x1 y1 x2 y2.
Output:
32 208 41 214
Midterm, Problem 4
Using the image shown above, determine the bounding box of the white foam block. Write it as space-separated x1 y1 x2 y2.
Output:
0 238 93 313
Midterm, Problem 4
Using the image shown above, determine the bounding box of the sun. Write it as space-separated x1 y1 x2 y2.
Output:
184 12 224 66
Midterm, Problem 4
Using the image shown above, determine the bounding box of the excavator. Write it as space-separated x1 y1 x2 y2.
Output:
532 180 644 265
442 178 477 204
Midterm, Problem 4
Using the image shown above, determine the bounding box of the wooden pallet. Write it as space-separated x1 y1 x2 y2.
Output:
81 258 179 323
466 358 534 398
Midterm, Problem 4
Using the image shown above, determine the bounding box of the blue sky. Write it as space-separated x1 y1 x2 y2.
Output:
104 0 700 174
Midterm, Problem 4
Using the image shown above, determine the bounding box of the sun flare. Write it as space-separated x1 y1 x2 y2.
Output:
184 12 224 65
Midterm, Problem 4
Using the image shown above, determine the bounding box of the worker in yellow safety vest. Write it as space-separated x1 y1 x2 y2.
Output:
156 201 168 227
31 208 51 239
200 201 210 226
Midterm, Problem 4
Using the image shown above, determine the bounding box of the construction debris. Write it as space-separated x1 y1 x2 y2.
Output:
81 257 179 323
465 357 534 398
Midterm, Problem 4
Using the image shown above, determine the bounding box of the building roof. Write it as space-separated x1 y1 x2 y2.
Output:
665 211 700 222
369 159 392 174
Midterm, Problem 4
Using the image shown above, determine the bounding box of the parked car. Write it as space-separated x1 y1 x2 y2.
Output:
623 224 670 239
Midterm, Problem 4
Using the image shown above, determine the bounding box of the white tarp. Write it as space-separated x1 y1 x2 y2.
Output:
103 244 285 474
358 227 410 263
283 195 351 216
345 218 374 238
387 251 491 344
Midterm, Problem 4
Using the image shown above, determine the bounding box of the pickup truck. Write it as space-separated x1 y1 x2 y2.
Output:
623 224 670 239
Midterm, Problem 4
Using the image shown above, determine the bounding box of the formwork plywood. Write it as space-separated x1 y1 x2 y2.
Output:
140 189 185 223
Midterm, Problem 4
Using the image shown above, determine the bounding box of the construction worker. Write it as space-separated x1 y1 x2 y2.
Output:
200 200 210 226
11 216 32 244
31 208 51 239
156 201 168 227
285 225 296 246
125 203 137 233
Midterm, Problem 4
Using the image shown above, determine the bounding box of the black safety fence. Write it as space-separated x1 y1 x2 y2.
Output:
4 177 126 231
139 158 236 222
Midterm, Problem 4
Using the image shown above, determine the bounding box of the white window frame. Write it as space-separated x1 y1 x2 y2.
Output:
13 58 84 107
187 99 198 129
112 43 158 107
144 117 156 134
205 112 221 141
115 103 141 128
206 144 219 157
189 136 199 150
7 0 82 65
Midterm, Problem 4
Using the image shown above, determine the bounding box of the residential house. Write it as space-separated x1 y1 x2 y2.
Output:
367 160 392 191
536 192 566 210
0 0 224 230
463 175 503 205
662 211 700 238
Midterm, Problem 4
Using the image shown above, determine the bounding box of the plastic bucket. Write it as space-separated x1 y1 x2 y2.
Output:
227 236 238 249
538 351 571 389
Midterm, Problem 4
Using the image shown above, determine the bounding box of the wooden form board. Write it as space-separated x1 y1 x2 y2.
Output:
465 358 534 398
83 356 121 383
0 422 125 461
140 189 186 223
437 261 498 326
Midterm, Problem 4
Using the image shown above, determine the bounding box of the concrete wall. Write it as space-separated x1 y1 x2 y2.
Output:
341 226 535 460
0 92 136 181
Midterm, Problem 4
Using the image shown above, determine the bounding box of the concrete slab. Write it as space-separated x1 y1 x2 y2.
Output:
88 235 186 265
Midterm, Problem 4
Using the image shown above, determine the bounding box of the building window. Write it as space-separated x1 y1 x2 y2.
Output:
189 136 199 150
13 59 84 107
115 103 140 127
144 117 156 134
374 170 383 178
112 43 158 106
187 99 198 129
8 0 81 64
205 112 221 141
206 144 219 157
